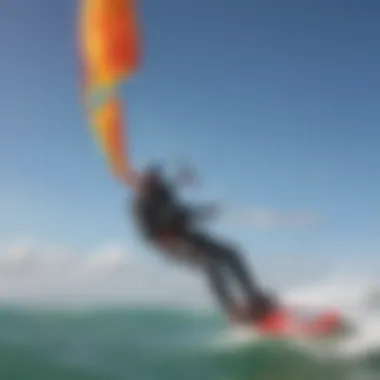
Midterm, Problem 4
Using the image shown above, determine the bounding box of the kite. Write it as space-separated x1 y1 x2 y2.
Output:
77 0 141 181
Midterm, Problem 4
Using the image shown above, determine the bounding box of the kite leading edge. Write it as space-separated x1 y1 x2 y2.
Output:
77 0 141 182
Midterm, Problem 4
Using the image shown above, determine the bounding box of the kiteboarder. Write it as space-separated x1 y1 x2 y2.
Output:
126 163 277 323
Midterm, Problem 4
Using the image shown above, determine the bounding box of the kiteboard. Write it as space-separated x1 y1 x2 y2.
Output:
233 307 344 339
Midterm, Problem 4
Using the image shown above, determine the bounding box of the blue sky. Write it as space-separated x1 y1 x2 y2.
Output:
0 0 379 273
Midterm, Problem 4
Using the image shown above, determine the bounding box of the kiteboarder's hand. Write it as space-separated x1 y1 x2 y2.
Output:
123 169 140 191
196 203 221 221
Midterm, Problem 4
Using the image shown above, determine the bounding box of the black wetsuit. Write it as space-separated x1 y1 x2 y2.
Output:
132 173 274 320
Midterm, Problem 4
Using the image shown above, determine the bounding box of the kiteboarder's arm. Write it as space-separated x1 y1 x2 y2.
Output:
193 202 220 221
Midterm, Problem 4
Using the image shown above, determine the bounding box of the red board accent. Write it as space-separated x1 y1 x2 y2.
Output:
252 309 343 338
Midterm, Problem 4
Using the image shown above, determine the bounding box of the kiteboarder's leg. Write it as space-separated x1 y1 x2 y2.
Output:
184 231 276 321
205 261 238 316
210 243 275 321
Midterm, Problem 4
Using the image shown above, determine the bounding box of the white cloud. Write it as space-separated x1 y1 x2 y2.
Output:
226 208 320 229
0 239 336 315
2 236 377 317
1 237 379 340
0 240 211 309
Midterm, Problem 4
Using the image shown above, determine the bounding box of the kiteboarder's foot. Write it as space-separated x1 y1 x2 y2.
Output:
250 293 278 323
228 294 278 325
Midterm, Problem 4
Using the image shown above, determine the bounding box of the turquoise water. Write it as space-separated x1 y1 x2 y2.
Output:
0 306 379 380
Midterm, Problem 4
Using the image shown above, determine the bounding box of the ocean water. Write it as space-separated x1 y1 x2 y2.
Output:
1 246 380 379
0 304 379 380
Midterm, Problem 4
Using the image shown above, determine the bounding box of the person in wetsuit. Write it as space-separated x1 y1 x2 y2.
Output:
131 164 276 323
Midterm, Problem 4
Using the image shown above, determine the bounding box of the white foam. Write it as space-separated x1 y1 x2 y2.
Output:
208 325 259 351
208 275 380 357
282 275 380 358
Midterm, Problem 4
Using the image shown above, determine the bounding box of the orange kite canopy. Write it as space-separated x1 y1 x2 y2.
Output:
78 0 141 181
